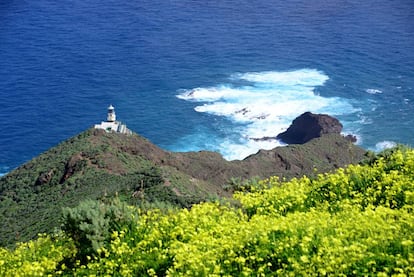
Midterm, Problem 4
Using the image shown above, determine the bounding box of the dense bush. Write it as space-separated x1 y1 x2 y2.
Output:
1 147 413 276
61 198 138 262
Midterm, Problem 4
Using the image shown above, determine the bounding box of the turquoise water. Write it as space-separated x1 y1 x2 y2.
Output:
0 0 413 174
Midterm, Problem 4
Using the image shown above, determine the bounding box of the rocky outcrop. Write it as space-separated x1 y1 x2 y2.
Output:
276 112 343 144
35 169 54 186
59 153 87 184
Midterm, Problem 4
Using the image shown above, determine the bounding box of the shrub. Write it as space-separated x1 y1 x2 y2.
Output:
61 198 137 262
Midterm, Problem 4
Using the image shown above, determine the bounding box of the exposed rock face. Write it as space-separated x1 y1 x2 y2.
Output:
59 153 87 184
35 169 54 186
276 112 343 144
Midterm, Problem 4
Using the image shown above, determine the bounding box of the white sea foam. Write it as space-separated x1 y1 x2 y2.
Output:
236 69 330 86
373 141 397 152
357 115 373 125
219 138 286 161
366 88 383 94
176 69 357 160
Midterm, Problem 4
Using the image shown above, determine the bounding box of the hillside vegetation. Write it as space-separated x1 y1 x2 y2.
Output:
1 146 413 276
0 129 366 246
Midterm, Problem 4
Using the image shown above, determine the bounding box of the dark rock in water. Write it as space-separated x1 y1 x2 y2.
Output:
277 112 343 144
250 136 277 142
345 134 357 143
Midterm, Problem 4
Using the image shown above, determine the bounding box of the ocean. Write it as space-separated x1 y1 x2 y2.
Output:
1 0 413 175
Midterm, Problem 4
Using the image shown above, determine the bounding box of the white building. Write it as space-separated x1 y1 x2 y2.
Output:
94 105 132 134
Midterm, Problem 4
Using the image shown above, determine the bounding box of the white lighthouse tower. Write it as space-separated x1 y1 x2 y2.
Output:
94 105 131 134
107 104 116 122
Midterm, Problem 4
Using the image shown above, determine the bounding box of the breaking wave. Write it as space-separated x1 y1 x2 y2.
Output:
366 88 383 95
176 69 358 160
373 141 397 152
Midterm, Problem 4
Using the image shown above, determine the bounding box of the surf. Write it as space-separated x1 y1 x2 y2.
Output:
175 69 358 160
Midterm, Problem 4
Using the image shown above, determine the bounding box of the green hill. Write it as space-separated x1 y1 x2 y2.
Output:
0 128 366 246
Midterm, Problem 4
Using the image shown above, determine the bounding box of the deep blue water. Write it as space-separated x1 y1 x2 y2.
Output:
1 0 413 174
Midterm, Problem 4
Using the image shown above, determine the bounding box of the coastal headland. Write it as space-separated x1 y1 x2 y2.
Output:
0 112 367 246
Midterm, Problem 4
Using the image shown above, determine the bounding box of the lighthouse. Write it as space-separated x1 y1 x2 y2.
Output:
107 105 116 122
94 105 132 135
